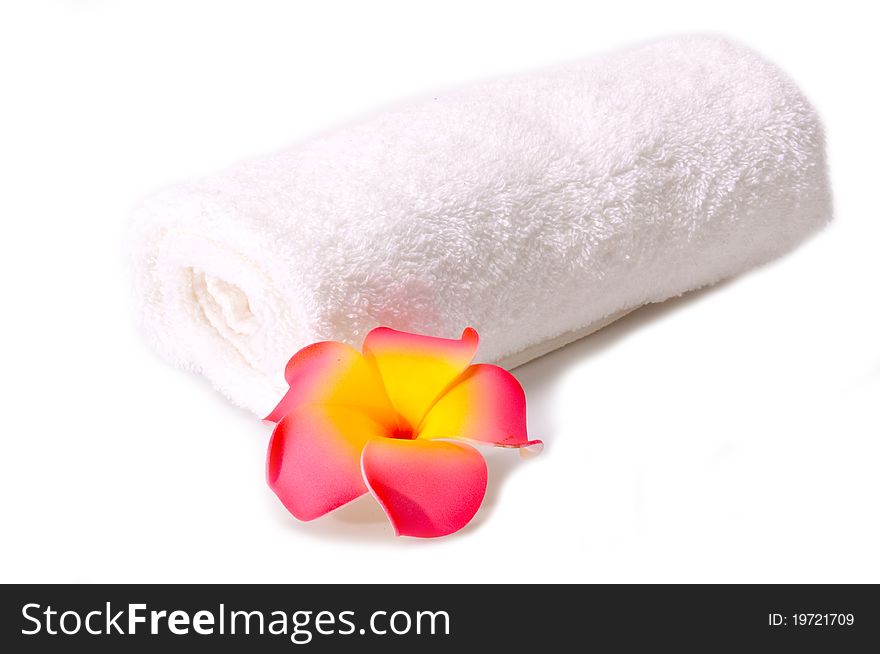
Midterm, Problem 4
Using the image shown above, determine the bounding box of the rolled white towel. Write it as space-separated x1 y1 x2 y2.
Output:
130 35 831 416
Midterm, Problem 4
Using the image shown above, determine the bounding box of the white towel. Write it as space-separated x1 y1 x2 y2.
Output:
130 35 831 416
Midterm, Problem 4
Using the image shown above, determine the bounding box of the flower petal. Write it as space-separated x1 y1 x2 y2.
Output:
418 364 542 450
265 341 395 423
267 405 389 521
361 438 487 537
362 326 479 432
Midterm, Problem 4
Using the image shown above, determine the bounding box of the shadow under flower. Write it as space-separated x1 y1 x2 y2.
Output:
275 448 532 542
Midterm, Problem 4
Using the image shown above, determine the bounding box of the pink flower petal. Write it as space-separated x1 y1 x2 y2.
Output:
361 438 487 538
362 326 479 432
265 341 395 424
267 405 389 521
418 364 542 449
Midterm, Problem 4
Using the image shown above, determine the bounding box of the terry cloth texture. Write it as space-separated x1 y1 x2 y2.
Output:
130 35 832 415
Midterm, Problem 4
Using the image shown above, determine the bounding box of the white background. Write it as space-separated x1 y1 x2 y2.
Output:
1 1 878 583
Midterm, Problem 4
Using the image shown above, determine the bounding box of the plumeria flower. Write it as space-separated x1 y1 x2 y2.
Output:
265 327 542 538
